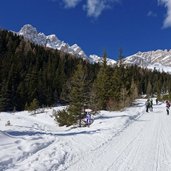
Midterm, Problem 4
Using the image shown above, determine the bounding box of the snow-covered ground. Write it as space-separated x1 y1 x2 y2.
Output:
0 99 171 171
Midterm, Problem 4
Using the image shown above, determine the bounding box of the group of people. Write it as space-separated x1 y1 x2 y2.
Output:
145 99 153 112
145 98 171 115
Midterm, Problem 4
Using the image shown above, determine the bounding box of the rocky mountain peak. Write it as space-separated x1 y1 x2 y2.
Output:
19 24 38 35
17 24 89 59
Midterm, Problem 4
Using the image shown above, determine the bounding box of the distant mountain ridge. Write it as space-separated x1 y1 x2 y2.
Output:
16 24 171 72
123 50 171 73
17 24 116 65
18 24 87 59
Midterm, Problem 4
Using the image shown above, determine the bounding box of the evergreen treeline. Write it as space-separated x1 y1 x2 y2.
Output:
1 29 171 124
0 30 98 111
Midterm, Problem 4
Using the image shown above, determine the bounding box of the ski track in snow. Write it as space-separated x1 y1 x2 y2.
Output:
0 130 74 171
64 104 171 171
1 100 171 171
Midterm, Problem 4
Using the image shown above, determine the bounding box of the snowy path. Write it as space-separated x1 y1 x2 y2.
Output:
1 100 171 171
64 104 171 171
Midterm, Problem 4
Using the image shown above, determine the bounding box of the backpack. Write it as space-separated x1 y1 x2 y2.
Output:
166 102 170 108
145 100 150 107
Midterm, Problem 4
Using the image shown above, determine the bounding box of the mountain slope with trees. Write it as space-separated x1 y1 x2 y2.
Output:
1 29 171 126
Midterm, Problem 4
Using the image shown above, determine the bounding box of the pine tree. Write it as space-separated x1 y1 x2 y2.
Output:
68 63 87 126
28 98 39 113
91 51 110 110
107 67 122 110
130 79 139 101
146 80 152 97
117 48 124 67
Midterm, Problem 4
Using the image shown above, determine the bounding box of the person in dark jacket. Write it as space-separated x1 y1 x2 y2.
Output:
150 99 153 111
166 100 170 115
145 99 150 112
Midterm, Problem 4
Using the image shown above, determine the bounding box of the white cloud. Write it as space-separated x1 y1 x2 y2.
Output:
61 0 119 18
158 0 171 28
84 0 106 18
63 0 82 8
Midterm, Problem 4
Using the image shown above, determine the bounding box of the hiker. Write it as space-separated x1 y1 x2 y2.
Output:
86 112 91 127
156 98 158 105
145 99 150 112
166 100 170 115
150 99 153 111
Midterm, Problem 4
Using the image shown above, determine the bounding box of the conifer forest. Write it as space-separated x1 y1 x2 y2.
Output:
0 29 171 120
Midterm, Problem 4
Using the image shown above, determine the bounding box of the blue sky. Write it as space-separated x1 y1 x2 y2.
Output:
0 0 171 60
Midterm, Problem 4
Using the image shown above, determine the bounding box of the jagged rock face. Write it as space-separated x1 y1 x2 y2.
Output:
123 50 171 73
70 44 87 59
18 24 88 59
46 34 60 47
19 24 47 46
89 55 116 65
124 50 171 67
19 24 37 35
17 24 117 64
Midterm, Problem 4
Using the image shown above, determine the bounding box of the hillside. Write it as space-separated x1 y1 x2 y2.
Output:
123 50 171 73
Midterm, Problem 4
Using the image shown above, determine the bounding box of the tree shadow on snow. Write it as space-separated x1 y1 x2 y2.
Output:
96 114 143 120
6 129 101 137
96 115 129 120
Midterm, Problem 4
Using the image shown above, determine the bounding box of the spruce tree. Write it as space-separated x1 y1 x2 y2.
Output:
91 51 110 110
146 80 152 97
28 98 39 113
108 67 122 110
67 62 87 126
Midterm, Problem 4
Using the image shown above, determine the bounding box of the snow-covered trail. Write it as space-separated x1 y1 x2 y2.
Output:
1 100 171 171
64 104 171 171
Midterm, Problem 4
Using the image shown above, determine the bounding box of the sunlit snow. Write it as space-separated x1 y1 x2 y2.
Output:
1 99 171 171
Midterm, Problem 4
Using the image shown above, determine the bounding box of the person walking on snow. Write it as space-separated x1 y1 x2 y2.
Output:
150 99 153 111
166 100 170 115
145 99 150 112
86 112 91 127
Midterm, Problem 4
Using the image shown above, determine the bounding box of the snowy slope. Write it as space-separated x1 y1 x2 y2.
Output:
1 99 171 171
89 54 116 65
123 50 171 73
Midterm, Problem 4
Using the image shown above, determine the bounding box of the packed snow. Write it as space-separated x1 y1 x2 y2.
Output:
1 99 171 171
